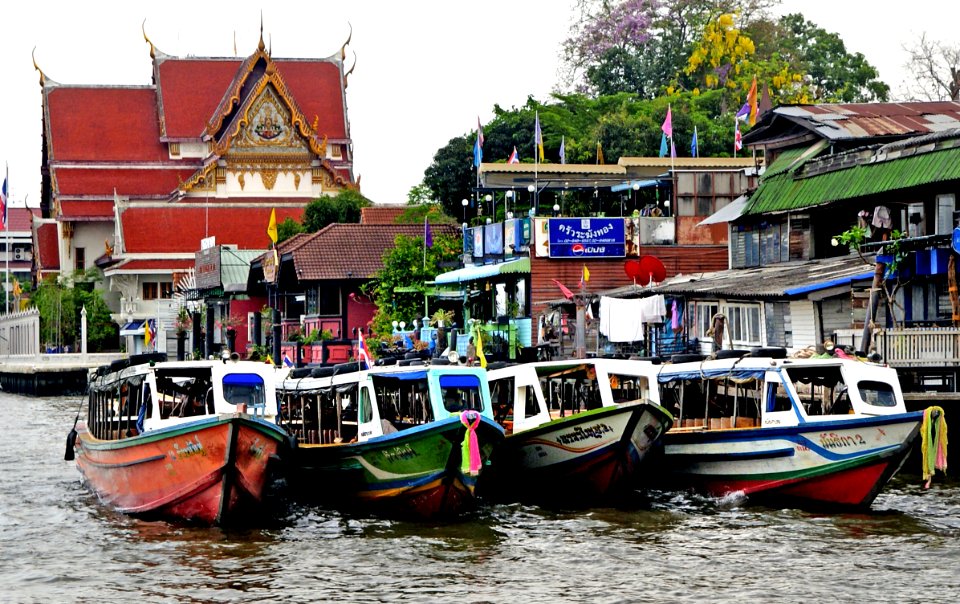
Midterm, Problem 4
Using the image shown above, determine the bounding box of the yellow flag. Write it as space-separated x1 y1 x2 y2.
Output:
267 208 278 244
475 330 487 369
583 265 590 283
144 320 152 348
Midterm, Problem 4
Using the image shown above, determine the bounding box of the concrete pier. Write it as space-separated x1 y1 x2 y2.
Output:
0 353 125 396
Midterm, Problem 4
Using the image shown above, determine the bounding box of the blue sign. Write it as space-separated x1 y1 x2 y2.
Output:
953 227 960 254
548 218 626 258
484 223 504 255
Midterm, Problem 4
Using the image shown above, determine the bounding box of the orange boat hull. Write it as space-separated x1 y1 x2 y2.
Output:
75 415 287 524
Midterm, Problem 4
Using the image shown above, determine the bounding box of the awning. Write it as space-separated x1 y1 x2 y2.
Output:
434 257 530 285
698 195 749 226
784 272 874 295
120 320 145 336
611 179 665 193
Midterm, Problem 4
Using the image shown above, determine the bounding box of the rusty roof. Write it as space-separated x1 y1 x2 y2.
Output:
747 101 960 144
617 157 760 169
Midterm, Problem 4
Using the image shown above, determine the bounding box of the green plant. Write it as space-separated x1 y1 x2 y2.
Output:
430 309 455 327
832 225 869 249
320 329 334 341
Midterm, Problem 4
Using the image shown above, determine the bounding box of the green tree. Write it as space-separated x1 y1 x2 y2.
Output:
276 217 304 243
365 231 461 340
302 189 372 232
31 270 117 351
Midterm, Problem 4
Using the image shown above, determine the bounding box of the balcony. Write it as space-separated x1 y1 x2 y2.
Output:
833 327 960 367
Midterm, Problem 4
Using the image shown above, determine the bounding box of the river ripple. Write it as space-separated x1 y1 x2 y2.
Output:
1 393 957 603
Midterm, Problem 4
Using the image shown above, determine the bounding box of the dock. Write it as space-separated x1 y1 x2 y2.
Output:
0 353 125 396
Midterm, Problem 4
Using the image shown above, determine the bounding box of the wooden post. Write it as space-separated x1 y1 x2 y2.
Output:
860 260 886 354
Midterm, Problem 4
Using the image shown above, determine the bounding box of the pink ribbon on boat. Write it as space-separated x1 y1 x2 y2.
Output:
460 410 482 477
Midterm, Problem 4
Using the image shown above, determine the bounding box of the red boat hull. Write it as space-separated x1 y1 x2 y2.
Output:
75 415 287 524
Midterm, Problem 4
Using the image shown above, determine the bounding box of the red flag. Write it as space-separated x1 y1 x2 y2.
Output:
734 119 743 152
507 147 519 164
357 331 373 369
552 279 574 300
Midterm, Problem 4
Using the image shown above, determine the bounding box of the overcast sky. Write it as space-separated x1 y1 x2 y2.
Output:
0 0 954 211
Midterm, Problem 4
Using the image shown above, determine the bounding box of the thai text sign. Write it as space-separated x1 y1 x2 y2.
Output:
548 218 625 258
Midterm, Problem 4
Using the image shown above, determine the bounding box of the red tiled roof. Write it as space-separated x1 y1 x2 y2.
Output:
292 223 459 280
156 58 244 138
59 200 115 220
274 60 347 139
36 223 60 271
360 206 408 224
156 58 347 140
55 167 199 197
46 87 168 161
6 207 39 231
121 206 305 253
105 258 196 273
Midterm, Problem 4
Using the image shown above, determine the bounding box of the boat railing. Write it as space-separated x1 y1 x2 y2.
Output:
833 327 960 367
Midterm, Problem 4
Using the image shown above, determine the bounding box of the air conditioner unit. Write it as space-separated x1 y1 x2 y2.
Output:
13 248 23 260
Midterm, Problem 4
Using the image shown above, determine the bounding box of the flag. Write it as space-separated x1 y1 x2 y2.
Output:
659 132 668 158
475 330 487 369
477 116 485 148
473 135 482 168
0 170 7 228
661 105 673 138
670 139 676 158
357 331 373 369
580 264 590 287
690 126 699 157
424 217 433 248
12 278 21 298
747 76 758 126
534 111 544 162
735 102 750 122
552 278 574 300
267 208 278 244
734 119 743 152
559 136 566 164
507 146 519 164
283 354 294 368
596 141 604 165
144 319 156 349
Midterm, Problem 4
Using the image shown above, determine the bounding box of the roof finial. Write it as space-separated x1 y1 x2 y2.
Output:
258 13 265 52
142 19 156 59
341 22 353 61
344 51 357 89
31 47 46 87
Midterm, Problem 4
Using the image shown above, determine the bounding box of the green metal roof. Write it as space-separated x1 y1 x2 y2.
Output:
744 144 960 216
222 248 266 292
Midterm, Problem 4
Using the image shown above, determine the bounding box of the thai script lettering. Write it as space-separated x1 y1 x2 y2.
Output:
819 432 867 449
383 444 418 463
556 222 617 240
171 435 206 460
556 423 613 445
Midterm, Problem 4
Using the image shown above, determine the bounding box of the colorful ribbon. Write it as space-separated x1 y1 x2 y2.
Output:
460 410 482 477
921 406 948 488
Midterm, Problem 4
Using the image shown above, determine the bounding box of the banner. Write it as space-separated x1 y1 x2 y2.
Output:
548 218 626 258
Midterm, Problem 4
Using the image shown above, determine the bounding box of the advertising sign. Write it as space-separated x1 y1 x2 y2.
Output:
473 227 484 257
548 218 626 258
485 223 503 255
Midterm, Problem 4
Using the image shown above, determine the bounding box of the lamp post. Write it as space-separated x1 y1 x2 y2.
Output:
527 184 536 215
505 189 514 217
461 198 468 222
485 194 493 222
552 203 560 216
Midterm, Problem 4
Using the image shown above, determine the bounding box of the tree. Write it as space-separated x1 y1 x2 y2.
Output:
31 270 117 351
773 14 889 103
302 189 372 232
903 33 960 101
423 134 475 219
276 217 304 243
365 231 462 340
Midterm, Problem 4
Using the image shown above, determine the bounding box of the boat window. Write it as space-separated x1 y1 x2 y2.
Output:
372 375 434 431
521 385 539 418
609 373 650 404
222 373 267 409
784 366 851 415
858 380 898 407
768 382 793 413
490 378 513 424
359 387 373 423
439 374 485 413
539 364 600 415
156 372 213 418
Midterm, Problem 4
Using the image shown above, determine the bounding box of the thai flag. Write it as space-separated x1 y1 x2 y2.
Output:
0 175 7 228
283 354 294 368
507 147 519 164
735 119 743 152
357 331 373 369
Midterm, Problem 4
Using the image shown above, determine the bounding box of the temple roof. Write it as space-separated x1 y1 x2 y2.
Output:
54 167 199 198
119 205 304 254
35 223 61 273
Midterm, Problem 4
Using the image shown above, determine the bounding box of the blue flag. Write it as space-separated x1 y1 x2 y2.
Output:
659 132 668 158
473 136 482 168
424 217 433 248
690 126 698 157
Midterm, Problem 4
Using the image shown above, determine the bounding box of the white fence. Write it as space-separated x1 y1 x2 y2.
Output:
833 327 960 367
0 309 40 356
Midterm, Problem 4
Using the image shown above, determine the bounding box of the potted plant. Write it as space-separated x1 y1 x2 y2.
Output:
216 313 244 352
430 309 455 354
174 307 192 360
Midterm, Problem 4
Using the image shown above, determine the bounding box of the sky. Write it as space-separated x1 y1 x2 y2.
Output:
0 0 955 211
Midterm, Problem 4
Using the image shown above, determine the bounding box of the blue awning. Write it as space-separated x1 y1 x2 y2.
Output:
434 257 530 285
611 179 665 192
119 320 145 336
784 272 874 295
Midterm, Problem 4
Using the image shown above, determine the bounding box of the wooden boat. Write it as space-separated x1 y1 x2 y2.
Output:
637 351 926 509
277 362 504 519
481 360 673 504
67 353 291 525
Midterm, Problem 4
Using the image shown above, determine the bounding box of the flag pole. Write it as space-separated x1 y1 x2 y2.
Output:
5 163 9 315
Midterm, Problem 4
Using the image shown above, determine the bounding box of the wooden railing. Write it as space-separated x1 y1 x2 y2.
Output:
833 327 960 367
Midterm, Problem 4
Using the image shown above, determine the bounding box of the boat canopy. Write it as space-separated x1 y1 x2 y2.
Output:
657 367 769 383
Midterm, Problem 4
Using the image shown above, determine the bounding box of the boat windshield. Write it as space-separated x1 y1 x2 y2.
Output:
857 380 898 407
222 373 267 409
783 366 853 416
439 374 485 413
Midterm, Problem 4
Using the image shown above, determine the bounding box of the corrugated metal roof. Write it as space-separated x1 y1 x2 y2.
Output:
766 102 960 141
479 163 625 175
599 255 873 299
745 140 960 215
617 157 759 169
221 248 266 292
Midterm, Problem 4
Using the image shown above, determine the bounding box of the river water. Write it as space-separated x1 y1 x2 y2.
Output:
2 393 958 604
